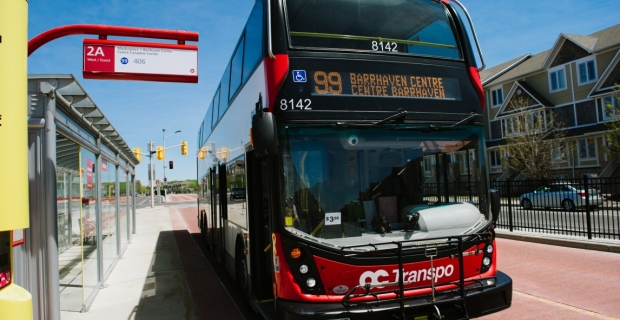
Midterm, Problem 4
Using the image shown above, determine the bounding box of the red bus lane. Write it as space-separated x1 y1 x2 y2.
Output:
481 238 620 320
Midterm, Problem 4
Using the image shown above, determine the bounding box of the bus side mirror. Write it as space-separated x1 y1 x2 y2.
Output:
490 189 500 223
252 94 278 158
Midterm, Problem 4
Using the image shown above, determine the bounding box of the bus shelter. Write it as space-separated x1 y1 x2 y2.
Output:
12 75 139 317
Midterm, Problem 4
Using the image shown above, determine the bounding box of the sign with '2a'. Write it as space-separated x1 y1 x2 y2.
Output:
83 39 198 83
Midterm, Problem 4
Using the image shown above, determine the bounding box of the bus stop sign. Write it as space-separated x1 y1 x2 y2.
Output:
83 39 198 83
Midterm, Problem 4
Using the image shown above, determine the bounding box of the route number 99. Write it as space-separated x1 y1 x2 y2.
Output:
314 71 343 95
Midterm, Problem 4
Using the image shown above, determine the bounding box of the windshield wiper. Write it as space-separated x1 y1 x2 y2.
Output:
334 109 408 127
451 112 480 127
373 109 407 126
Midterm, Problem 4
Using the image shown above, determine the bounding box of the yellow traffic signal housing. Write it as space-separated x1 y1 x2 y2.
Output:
156 146 164 160
198 146 206 160
181 141 188 155
133 148 142 163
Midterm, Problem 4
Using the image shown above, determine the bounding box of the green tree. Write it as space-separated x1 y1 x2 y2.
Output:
499 97 570 180
603 87 620 158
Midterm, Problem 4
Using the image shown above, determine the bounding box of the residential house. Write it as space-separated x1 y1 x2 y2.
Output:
482 23 620 181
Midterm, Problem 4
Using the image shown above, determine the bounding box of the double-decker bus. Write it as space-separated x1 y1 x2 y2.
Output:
197 0 512 318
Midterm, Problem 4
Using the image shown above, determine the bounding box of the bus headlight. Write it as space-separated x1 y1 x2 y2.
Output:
482 257 491 266
299 264 309 274
486 244 494 254
306 278 316 288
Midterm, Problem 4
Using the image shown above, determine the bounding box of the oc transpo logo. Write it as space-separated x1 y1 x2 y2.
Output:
359 264 455 288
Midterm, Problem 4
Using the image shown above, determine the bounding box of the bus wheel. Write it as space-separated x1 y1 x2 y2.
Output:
236 242 253 311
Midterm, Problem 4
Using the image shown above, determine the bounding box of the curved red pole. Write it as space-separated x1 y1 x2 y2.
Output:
28 24 199 56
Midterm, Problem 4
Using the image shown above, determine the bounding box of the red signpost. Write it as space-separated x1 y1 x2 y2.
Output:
28 24 199 56
29 24 200 83
83 39 198 83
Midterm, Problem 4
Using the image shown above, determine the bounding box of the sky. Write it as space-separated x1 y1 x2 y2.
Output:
27 0 619 184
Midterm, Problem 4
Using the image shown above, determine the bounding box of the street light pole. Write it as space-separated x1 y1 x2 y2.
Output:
149 141 155 208
162 129 166 188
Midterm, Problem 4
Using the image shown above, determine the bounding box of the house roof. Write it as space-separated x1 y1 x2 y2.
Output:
485 50 550 87
480 54 531 86
494 80 553 119
485 23 620 88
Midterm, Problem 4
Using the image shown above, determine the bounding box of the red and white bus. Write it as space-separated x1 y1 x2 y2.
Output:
197 0 512 318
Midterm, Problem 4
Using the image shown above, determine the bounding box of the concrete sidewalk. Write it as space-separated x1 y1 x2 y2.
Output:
60 204 243 320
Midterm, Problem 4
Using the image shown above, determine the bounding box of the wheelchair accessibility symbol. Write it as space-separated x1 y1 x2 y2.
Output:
292 70 307 83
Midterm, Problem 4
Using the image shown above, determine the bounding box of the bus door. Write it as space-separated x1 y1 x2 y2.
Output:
246 150 275 312
217 163 227 263
209 167 217 250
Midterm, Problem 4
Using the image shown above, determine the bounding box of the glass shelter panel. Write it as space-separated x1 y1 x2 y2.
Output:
57 171 71 251
101 159 117 274
81 147 99 302
120 171 129 247
56 135 83 311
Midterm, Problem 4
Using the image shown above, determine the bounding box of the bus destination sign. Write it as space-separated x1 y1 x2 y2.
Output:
83 39 198 83
310 71 461 100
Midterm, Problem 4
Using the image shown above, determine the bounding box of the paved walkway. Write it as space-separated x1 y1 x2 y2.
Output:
61 204 244 320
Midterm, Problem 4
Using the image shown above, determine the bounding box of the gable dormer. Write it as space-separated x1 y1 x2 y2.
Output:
543 34 598 69
495 81 553 119
589 49 620 98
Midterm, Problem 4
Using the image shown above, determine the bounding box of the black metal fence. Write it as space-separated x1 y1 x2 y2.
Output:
491 177 620 240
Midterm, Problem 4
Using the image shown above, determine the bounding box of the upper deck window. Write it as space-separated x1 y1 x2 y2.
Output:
285 0 461 60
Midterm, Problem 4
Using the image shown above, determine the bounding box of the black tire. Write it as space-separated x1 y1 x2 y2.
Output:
235 241 254 311
521 198 532 210
562 199 575 211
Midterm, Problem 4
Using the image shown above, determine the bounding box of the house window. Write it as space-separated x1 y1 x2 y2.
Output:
502 117 519 138
491 87 503 108
577 58 597 85
549 66 567 92
422 156 435 176
489 150 502 167
578 137 597 160
601 96 620 120
501 110 549 138
447 153 457 163
553 143 569 164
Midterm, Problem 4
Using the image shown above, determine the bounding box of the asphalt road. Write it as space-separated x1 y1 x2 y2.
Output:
171 196 620 319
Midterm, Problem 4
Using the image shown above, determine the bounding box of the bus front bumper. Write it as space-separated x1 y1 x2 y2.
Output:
276 271 512 319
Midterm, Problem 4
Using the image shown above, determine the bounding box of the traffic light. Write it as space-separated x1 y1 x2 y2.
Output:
181 140 188 155
199 146 206 160
156 146 164 160
169 161 174 169
133 148 142 163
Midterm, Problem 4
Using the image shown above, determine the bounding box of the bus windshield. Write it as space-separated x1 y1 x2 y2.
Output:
285 0 461 59
280 124 488 249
